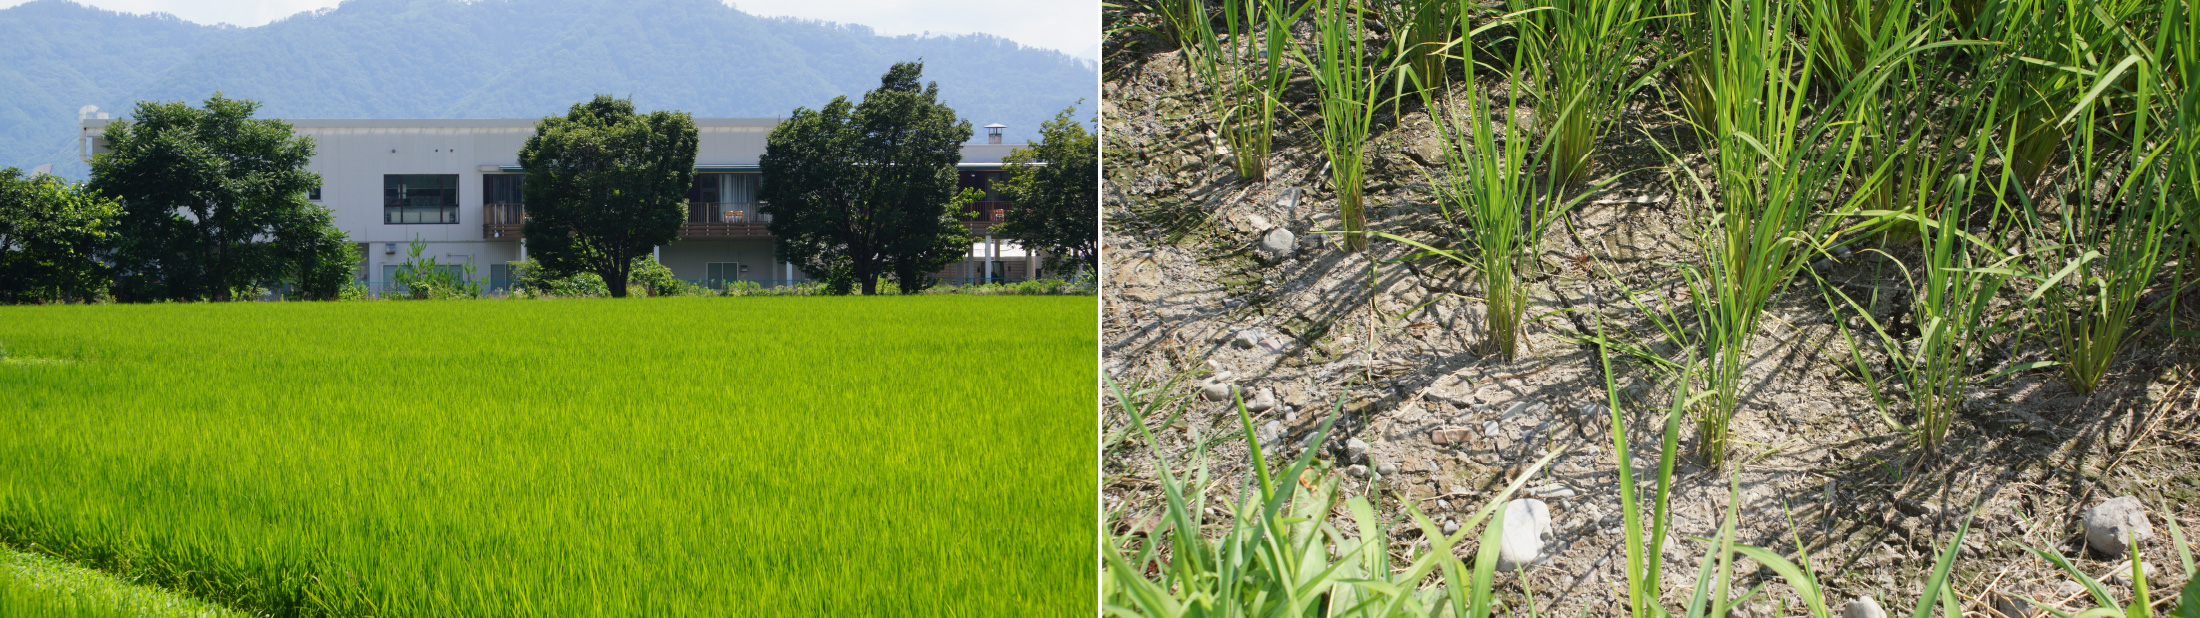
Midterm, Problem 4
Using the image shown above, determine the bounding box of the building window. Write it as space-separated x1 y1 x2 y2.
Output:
483 174 524 225
308 182 322 201
384 174 459 224
705 262 744 281
483 174 524 205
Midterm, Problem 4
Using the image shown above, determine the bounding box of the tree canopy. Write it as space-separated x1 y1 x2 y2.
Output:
994 103 1098 276
760 61 977 295
518 95 699 298
0 168 120 303
88 93 353 301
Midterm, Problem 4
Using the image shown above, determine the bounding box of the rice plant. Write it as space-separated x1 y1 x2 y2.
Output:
1820 185 2019 451
1508 0 1656 186
1812 55 2022 451
1298 0 1394 252
0 297 1095 616
1112 0 1210 52
1660 0 1840 466
1195 0 1309 180
2011 6 2181 393
1374 0 1460 94
1378 24 1608 361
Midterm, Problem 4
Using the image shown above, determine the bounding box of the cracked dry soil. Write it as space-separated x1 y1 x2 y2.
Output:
1100 19 2200 618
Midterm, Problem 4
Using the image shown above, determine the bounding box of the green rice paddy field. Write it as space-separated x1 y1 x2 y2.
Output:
0 296 1096 617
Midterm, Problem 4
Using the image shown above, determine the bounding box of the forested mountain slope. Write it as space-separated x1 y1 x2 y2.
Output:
0 0 1095 177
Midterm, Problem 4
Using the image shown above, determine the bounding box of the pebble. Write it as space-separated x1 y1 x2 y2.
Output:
2105 560 2156 584
1257 420 1283 445
1258 228 1298 262
1245 388 1277 412
1429 428 1472 445
2083 496 2153 557
2056 580 2087 597
1345 438 1371 463
1248 213 1273 230
1346 464 1369 478
1531 485 1578 499
1842 596 1885 618
1495 499 1552 572
1436 499 1451 511
1223 297 1245 309
1257 337 1287 352
1201 380 1235 401
1232 329 1263 349
1278 186 1302 212
1377 462 1398 476
1443 519 1460 535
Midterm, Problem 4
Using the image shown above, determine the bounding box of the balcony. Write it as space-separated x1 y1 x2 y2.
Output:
681 201 772 238
961 200 1014 236
483 203 524 239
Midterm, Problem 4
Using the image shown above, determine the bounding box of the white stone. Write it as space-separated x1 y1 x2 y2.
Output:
1232 329 1263 349
1377 462 1398 476
1201 380 1235 402
1443 520 1460 535
1346 464 1369 478
1248 213 1273 230
1495 499 1552 572
1246 388 1277 413
1258 228 1297 261
1345 438 1371 463
1842 596 1885 618
2084 496 2153 557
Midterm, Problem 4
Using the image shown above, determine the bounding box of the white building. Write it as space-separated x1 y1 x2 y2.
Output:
77 115 1044 292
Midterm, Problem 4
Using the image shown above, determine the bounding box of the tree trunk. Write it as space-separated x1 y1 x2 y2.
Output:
607 263 629 298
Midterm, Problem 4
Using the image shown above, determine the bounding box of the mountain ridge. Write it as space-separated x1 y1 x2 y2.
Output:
0 0 1095 178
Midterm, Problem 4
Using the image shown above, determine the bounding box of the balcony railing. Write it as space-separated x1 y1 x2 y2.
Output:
478 201 1000 240
681 201 772 238
687 201 770 224
969 200 1012 222
483 203 524 239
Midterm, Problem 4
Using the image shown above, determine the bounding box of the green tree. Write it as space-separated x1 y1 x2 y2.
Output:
0 168 122 303
518 95 699 298
760 61 977 295
89 93 352 301
993 103 1098 276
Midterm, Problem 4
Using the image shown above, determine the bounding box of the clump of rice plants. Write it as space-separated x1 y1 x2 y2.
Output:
1815 51 2018 451
1110 0 1209 52
1382 17 1607 361
0 296 1095 616
1647 0 1838 466
1298 0 1395 252
1375 0 1460 93
1193 0 1308 180
2009 3 2183 393
1508 0 1655 186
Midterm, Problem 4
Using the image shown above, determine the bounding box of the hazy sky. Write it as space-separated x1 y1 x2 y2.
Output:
0 0 1100 61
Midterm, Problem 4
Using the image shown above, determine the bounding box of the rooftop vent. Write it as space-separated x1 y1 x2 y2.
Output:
984 123 1006 145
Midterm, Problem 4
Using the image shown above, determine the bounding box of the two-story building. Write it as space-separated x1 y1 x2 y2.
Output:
77 115 1046 292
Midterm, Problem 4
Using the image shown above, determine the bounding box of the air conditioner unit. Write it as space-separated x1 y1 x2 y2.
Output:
384 243 397 255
